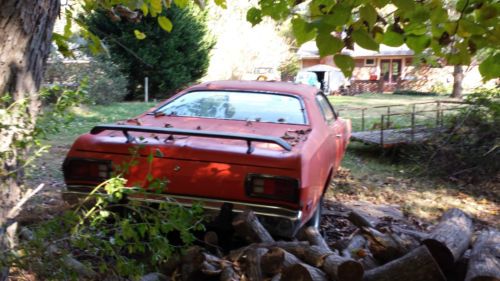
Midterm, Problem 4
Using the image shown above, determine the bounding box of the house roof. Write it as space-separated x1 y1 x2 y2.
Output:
297 41 414 59
301 64 341 72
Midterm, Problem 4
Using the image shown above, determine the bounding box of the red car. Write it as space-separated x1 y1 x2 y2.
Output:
63 81 351 237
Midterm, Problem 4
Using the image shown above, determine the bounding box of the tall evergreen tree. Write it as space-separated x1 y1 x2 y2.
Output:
86 6 214 100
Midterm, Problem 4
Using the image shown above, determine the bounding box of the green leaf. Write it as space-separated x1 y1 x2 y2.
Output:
158 16 173 32
406 35 430 53
150 0 162 16
430 7 448 24
323 3 351 26
134 29 146 40
247 8 263 26
371 0 389 8
392 0 415 10
352 29 379 51
479 53 500 81
405 23 428 36
360 4 377 27
334 55 355 77
140 3 149 16
382 31 404 47
173 0 188 8
292 17 316 45
316 33 344 57
214 0 227 9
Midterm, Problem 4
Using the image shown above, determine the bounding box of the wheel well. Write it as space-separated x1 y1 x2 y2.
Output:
321 168 334 196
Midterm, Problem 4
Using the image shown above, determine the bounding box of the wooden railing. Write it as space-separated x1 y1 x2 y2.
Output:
338 101 469 146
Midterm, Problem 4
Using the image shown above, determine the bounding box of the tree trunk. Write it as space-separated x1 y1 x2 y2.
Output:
450 65 463 99
0 1 59 279
0 0 59 219
465 229 500 281
422 208 473 273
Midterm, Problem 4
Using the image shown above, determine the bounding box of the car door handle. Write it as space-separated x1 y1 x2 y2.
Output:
336 134 342 138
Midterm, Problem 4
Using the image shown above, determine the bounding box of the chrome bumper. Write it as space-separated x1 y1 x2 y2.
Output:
64 185 303 237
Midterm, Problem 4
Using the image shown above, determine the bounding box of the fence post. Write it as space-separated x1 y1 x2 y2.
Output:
386 106 391 128
380 114 384 147
144 77 149 103
436 101 441 127
361 108 366 131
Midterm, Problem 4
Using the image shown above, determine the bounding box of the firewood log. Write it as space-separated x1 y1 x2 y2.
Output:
220 262 240 281
270 273 281 281
303 226 330 250
363 246 446 281
362 227 410 263
465 229 500 281
228 241 309 262
181 246 227 280
422 208 473 272
232 210 274 243
260 247 301 276
281 263 328 281
239 247 268 281
292 227 364 281
323 254 364 281
348 210 374 229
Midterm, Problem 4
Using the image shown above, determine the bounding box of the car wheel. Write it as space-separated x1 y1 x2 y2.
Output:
305 196 323 229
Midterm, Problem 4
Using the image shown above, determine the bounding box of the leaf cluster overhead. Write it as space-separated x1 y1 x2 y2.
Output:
247 0 500 78
61 0 499 79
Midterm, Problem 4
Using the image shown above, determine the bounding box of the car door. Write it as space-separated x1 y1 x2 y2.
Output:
315 93 345 169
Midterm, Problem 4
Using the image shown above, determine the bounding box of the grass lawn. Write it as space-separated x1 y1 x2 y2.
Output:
27 94 498 228
329 93 463 131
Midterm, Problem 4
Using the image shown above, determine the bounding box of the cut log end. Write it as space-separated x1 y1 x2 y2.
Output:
337 260 364 281
422 238 455 272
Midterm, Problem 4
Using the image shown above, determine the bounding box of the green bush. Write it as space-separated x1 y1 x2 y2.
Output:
393 90 439 96
402 88 499 182
85 5 214 100
85 58 128 105
43 57 127 105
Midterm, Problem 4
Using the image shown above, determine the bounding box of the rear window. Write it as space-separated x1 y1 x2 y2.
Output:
156 91 307 124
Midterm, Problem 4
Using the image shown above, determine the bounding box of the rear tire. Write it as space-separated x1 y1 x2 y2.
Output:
305 196 323 229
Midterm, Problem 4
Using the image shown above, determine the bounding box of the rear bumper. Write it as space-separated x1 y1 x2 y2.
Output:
64 185 303 237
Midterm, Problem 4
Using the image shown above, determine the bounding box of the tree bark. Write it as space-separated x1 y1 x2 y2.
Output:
465 229 500 281
281 263 328 281
422 208 473 273
363 246 446 281
260 247 301 276
232 210 274 243
450 65 463 99
0 1 60 259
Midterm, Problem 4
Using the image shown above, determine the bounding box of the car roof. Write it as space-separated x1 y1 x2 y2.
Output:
186 80 320 98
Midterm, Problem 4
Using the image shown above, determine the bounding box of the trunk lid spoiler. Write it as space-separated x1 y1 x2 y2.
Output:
91 124 293 154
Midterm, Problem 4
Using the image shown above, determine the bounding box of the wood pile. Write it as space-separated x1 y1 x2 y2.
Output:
148 208 499 281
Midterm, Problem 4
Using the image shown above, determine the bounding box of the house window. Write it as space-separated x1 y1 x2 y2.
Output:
364 59 376 66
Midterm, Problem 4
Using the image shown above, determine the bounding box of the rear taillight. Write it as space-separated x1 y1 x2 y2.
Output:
63 158 111 182
245 174 300 203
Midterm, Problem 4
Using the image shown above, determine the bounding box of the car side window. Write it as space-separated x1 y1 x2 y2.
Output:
316 93 336 123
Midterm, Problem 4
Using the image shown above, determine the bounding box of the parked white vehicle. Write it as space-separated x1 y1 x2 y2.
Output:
295 64 349 94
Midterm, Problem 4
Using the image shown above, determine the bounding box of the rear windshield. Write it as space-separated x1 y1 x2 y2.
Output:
156 91 307 124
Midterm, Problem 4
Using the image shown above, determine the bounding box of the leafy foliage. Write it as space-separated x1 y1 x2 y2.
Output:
44 57 128 105
403 88 500 182
3 151 205 280
85 5 214 100
0 83 87 180
246 0 500 78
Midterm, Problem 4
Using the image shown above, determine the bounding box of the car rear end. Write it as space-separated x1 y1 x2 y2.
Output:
63 83 317 237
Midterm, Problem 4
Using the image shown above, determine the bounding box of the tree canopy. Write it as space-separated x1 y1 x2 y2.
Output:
62 0 499 80
85 5 214 100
